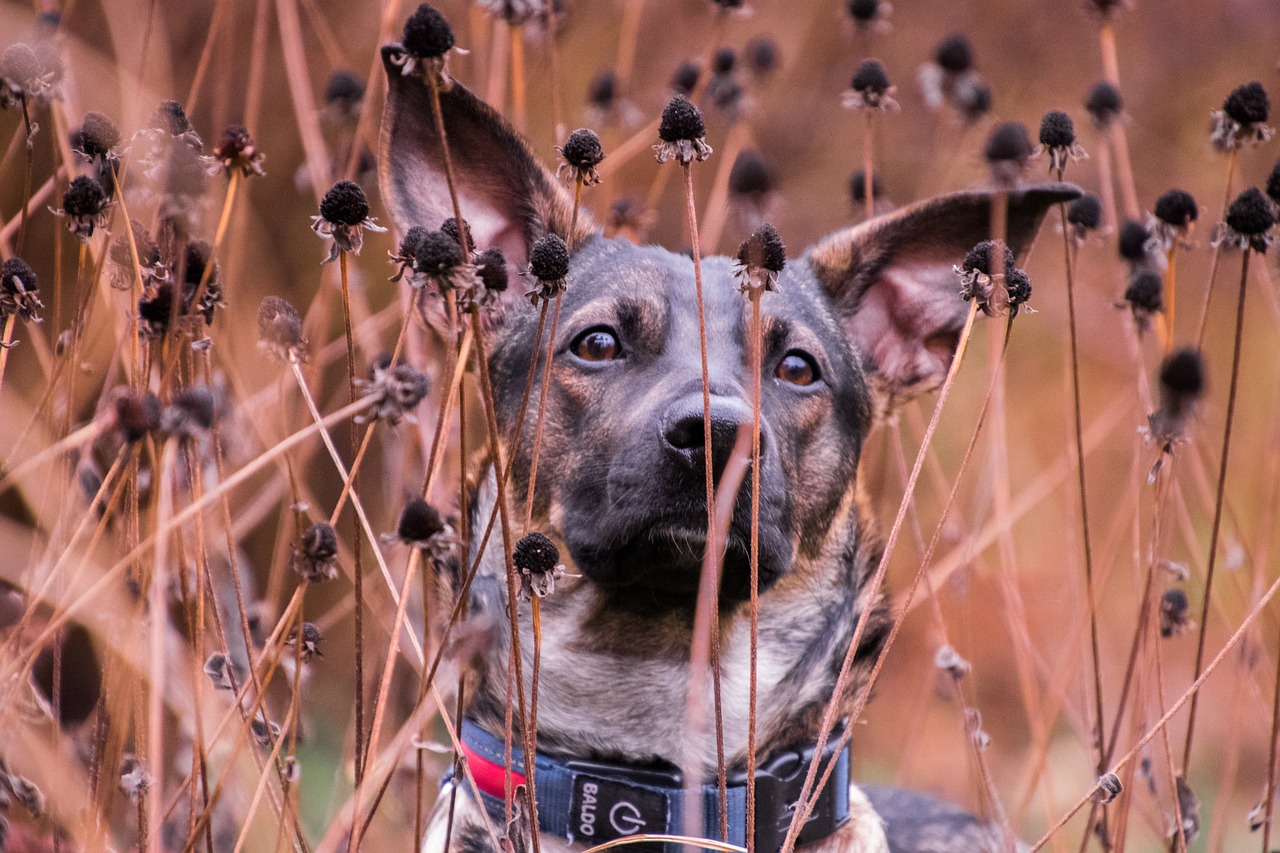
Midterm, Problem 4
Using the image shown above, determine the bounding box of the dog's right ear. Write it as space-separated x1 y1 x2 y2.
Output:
379 47 594 266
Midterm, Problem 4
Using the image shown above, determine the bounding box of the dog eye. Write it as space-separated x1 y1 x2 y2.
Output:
776 350 820 386
571 327 622 362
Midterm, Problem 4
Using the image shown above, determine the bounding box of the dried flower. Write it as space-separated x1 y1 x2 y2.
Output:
734 223 786 293
955 77 992 124
1085 81 1123 128
258 295 308 362
557 128 605 186
211 125 266 178
151 99 198 139
1150 189 1198 250
848 169 883 208
75 111 121 162
933 644 971 679
391 3 456 81
1215 186 1277 253
53 175 111 241
358 360 430 425
1094 773 1123 805
1266 158 1280 207
389 226 430 283
1211 81 1273 152
729 150 775 198
285 622 324 662
655 95 712 164
513 532 571 600
475 247 510 308
1036 110 1087 174
108 219 166 290
0 257 43 324
1118 219 1156 268
934 34 973 74
293 521 340 582
1065 194 1103 245
203 652 238 690
311 180 386 263
588 69 618 111
1159 588 1193 638
119 754 150 803
744 37 779 77
846 0 891 31
0 43 39 108
391 497 458 563
162 386 216 440
413 228 475 297
478 0 546 26
670 61 700 97
524 233 570 305
843 59 898 111
112 391 162 443
1122 270 1164 334
325 69 365 107
1005 266 1033 317
918 34 983 116
984 122 1033 186
956 239 1014 317
1147 347 1205 448
183 241 223 323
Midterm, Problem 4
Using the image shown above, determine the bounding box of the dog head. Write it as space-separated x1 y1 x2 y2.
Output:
380 54 1077 613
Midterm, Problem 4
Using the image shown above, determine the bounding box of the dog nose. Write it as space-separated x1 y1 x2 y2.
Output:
661 397 762 479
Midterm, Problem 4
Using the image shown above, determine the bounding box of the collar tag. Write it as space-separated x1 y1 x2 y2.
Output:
570 773 669 848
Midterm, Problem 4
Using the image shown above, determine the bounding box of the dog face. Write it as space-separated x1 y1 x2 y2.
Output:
381 58 1074 621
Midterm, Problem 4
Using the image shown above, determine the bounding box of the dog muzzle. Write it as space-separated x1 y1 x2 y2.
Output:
453 718 856 852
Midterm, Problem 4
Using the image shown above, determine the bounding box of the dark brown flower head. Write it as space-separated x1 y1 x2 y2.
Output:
112 391 162 443
846 0 890 30
1 43 39 94
1085 81 1123 128
478 0 548 25
588 69 618 111
257 295 307 361
848 168 883 204
402 4 455 59
984 122 1033 186
711 48 736 76
525 233 570 305
137 283 174 339
397 497 446 545
440 216 474 253
845 59 898 111
934 34 973 73
656 95 712 163
745 37 779 77
357 361 430 424
54 175 111 240
1148 347 1205 446
294 521 339 582
847 0 879 21
710 0 745 9
1005 267 1033 316
108 219 163 286
1122 270 1164 333
1118 219 1154 266
671 62 700 97
1037 110 1086 174
312 180 386 262
286 622 324 662
77 111 121 161
734 223 786 293
956 78 991 123
0 42 59 106
0 257 43 323
183 241 223 323
326 69 365 106
730 150 775 197
389 225 429 282
1154 189 1198 230
151 99 195 137
211 125 266 178
1159 588 1192 638
1218 186 1276 252
413 228 473 294
957 239 1014 317
163 386 216 439
475 248 509 295
514 532 570 599
1087 0 1130 16
1211 82 1273 151
558 128 605 186
608 196 650 237
1067 194 1103 242
708 71 744 120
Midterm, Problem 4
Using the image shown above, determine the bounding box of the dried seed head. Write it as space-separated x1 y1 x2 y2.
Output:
1006 267 1033 315
588 70 618 110
1067 194 1103 231
846 0 879 21
109 219 161 271
403 3 456 58
933 644 971 679
1085 80 1123 126
961 239 1013 278
164 386 217 438
78 111 121 159
0 257 43 323
1153 189 1198 229
212 124 266 178
734 223 786 293
1095 773 1123 805
258 295 307 361
415 229 465 277
529 233 570 282
1124 270 1164 319
361 362 430 424
286 622 324 661
151 99 195 137
294 522 340 582
957 239 1014 317
659 94 706 142
398 497 446 544
113 392 161 443
475 248 509 293
984 121 1033 179
956 79 992 123
1118 219 1153 263
514 532 560 575
711 47 736 76
1224 186 1275 236
440 216 474 252
319 180 370 226
671 61 700 97
729 150 775 197
1149 346 1206 446
561 128 605 171
851 59 891 96
183 241 223 323
63 175 108 219
1 43 39 89
934 34 973 73
325 69 365 105
744 37 779 76
1222 81 1269 126
1159 588 1192 638
1038 110 1075 149
137 283 175 338
848 168 882 203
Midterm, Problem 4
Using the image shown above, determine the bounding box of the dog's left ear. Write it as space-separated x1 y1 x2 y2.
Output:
809 182 1081 412
378 46 594 266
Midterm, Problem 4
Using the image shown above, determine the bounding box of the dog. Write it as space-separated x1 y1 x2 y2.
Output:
379 42 1078 853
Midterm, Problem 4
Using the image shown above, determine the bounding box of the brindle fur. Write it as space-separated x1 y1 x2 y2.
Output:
381 47 1076 853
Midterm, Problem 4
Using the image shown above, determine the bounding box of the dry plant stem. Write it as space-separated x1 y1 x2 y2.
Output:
613 0 646 92
862 112 876 221
1164 246 1179 352
511 24 527 132
148 441 179 853
1264 615 1280 852
1031 562 1280 852
545 5 566 140
1193 148 1239 346
0 315 17 401
275 0 331 199
1094 130 1119 235
184 0 230 112
1060 200 1108 785
584 837 745 853
1180 247 1251 774
522 295 565 529
746 292 763 852
778 300 979 853
1110 123 1141 221
699 123 750 255
16 98 32 254
420 318 474 497
679 157 722 841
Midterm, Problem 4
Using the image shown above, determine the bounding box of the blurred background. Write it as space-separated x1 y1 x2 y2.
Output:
1 0 1279 851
